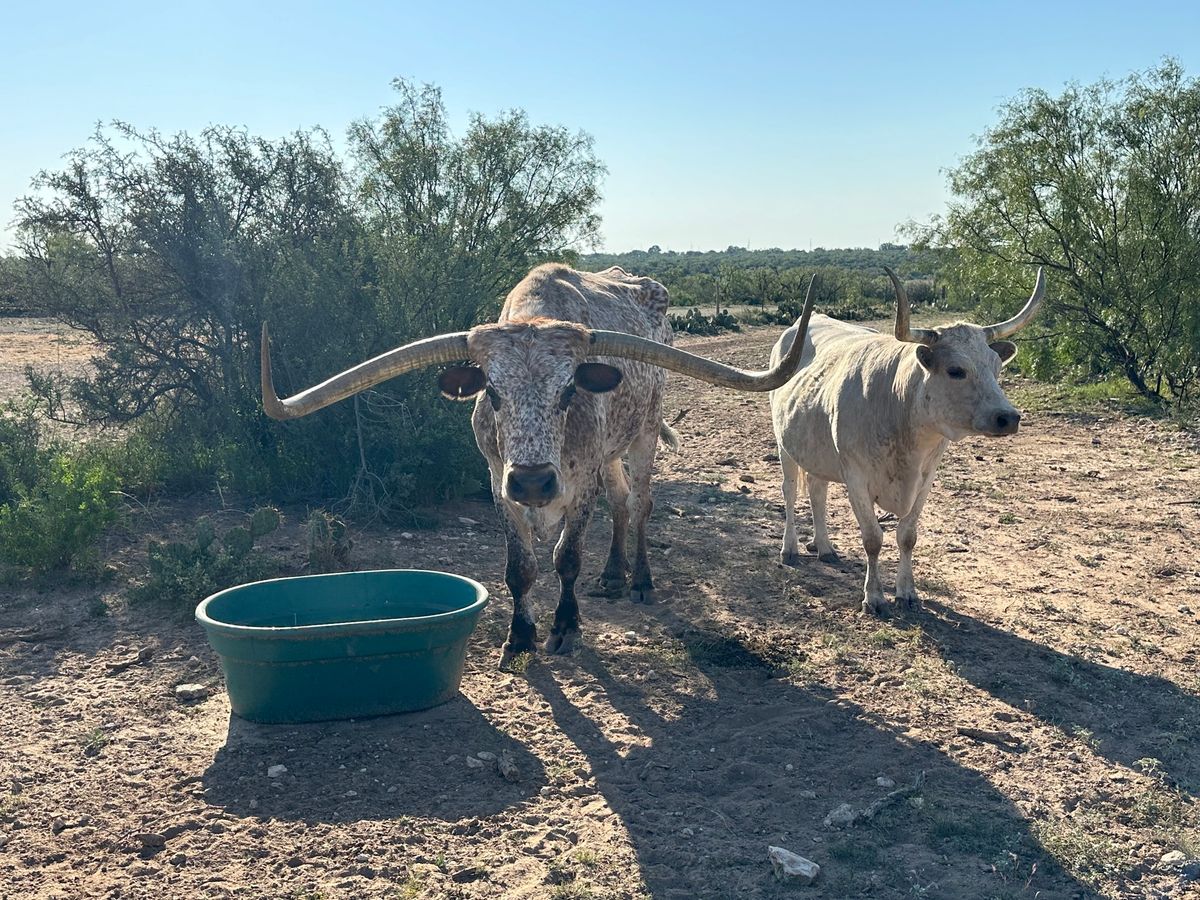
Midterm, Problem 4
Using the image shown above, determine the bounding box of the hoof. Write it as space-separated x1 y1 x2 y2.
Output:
861 595 888 617
498 645 535 671
896 592 922 611
817 551 842 565
630 585 655 604
588 576 627 598
780 549 803 568
499 629 538 670
543 629 580 656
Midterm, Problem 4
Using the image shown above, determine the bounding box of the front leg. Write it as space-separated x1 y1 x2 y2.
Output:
895 474 937 609
844 472 886 615
544 492 596 656
498 508 539 669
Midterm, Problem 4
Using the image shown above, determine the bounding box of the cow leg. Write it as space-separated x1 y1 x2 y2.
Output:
498 508 539 669
544 495 596 655
627 425 658 604
595 458 630 597
844 474 886 615
804 474 840 563
895 476 936 609
779 448 803 567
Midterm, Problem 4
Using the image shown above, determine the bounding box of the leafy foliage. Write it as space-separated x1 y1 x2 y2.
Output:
129 507 280 606
11 80 605 515
911 59 1200 404
0 406 119 574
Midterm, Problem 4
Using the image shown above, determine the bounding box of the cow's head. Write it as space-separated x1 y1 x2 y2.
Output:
885 267 1046 441
259 276 820 506
436 320 622 508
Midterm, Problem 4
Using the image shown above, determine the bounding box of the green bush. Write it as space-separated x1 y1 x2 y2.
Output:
128 507 281 606
0 421 120 574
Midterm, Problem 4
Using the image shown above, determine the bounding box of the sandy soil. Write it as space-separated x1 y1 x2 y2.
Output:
2 325 1199 899
0 318 98 404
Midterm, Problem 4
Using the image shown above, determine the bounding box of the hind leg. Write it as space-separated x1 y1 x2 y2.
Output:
779 448 803 566
594 458 630 597
626 424 659 604
805 475 839 563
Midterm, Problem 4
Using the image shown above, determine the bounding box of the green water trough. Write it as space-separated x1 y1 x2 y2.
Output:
195 569 488 724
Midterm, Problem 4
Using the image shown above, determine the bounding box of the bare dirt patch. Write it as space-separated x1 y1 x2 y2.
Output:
2 327 1198 899
0 317 98 404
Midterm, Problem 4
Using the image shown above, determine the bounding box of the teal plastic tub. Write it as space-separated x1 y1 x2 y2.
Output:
195 569 488 724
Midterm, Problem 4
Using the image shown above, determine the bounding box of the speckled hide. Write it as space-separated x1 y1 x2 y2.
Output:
460 264 674 666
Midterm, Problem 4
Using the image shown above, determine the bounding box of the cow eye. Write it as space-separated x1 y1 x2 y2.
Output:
558 382 577 411
947 366 967 380
486 385 502 411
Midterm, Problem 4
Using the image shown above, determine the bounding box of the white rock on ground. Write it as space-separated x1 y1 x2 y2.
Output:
174 684 208 702
768 845 820 884
267 765 288 778
823 803 856 827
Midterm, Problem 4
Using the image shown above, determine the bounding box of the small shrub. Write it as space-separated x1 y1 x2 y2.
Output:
129 507 281 606
0 446 119 575
668 308 741 335
305 509 352 573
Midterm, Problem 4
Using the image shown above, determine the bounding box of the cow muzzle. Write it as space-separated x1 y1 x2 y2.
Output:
984 409 1021 436
505 464 561 507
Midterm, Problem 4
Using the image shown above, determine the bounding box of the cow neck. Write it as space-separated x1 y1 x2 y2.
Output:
898 348 951 455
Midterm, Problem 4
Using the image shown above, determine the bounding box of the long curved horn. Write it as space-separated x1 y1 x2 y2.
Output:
588 275 818 392
982 267 1046 341
261 324 470 420
884 266 939 346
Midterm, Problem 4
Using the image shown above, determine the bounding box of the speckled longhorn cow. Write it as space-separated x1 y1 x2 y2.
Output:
263 263 815 666
769 267 1046 615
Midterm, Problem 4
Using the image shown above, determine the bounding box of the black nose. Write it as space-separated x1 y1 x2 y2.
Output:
506 464 559 506
994 410 1021 434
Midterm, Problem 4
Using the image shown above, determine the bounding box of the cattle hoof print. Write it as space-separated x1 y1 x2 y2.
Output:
543 630 579 655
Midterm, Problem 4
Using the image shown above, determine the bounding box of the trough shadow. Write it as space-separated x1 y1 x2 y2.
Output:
200 694 545 824
918 600 1200 794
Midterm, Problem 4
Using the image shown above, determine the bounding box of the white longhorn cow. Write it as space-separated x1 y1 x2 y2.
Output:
769 268 1046 613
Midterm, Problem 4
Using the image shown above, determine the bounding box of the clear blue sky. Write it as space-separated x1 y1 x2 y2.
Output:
2 0 1197 254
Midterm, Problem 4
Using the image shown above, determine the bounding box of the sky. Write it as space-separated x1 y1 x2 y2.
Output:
2 0 1198 254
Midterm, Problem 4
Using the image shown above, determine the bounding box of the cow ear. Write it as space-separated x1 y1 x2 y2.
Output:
990 341 1018 365
915 345 936 372
438 366 487 400
574 362 623 393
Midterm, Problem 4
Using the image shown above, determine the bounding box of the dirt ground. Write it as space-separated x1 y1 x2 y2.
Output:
2 323 1199 899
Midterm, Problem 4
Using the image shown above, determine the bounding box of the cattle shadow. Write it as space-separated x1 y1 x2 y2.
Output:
525 632 1101 900
916 600 1200 795
199 693 545 824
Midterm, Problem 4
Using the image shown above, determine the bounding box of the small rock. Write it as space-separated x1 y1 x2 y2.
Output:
785 763 794 772
169 852 187 867
823 803 856 827
875 776 896 789
768 845 820 884
680 827 694 837
476 752 496 762
1161 850 1188 867
400 532 415 540
267 764 288 778
739 474 756 483
174 684 208 702
498 749 520 783
797 790 817 800
624 631 638 644
135 832 167 848
248 799 258 809
908 797 925 810
466 756 485 769
457 517 479 527
355 853 370 863
1066 751 1081 762
50 817 68 835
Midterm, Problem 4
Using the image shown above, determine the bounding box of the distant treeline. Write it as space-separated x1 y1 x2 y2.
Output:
581 243 944 316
